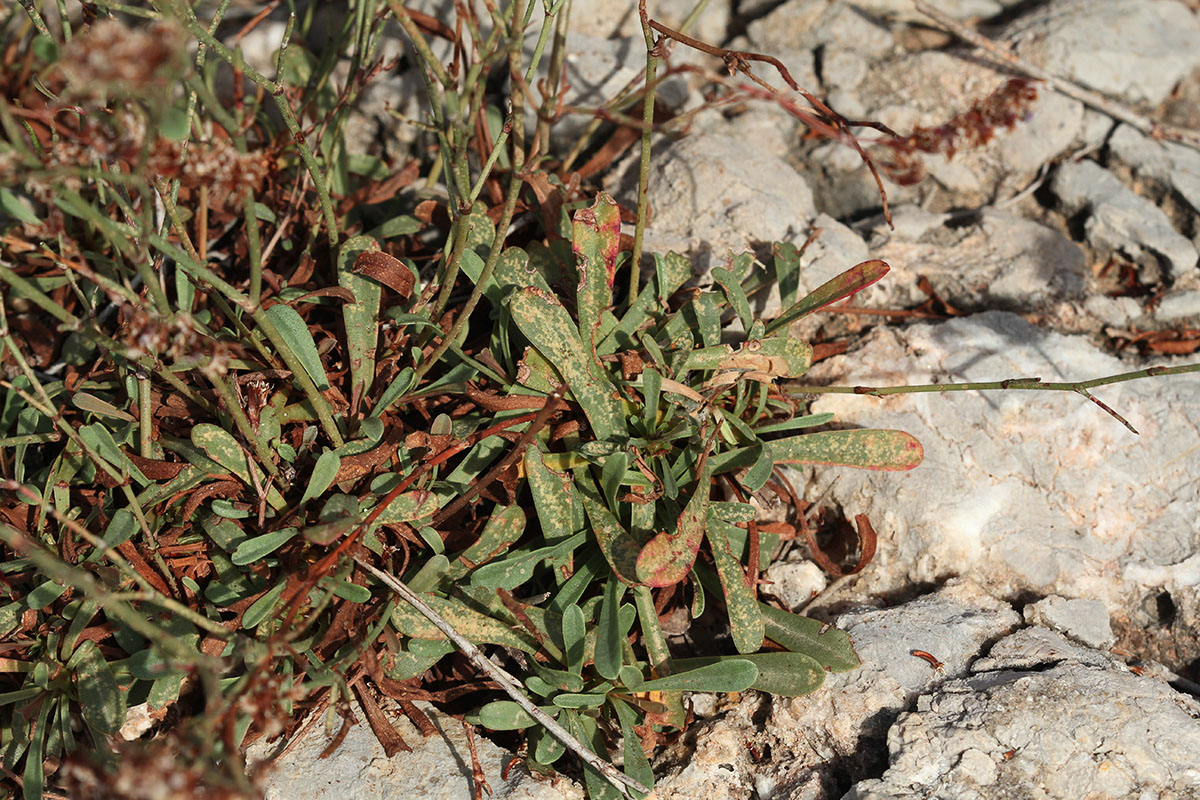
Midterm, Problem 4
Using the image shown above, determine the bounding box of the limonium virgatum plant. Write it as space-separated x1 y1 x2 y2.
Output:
1 2 1198 799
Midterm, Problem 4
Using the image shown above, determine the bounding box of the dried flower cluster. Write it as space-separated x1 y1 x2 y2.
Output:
118 303 232 375
878 78 1040 185
58 19 186 97
30 109 267 209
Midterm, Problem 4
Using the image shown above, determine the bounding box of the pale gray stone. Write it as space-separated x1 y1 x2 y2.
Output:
842 0 1025 22
605 133 818 274
653 581 1022 800
561 0 730 45
1155 289 1200 322
1023 595 1115 649
1111 123 1200 217
844 648 1200 799
252 701 583 800
1003 0 1200 106
1052 159 1197 281
800 50 1084 217
763 560 828 611
803 312 1200 670
858 207 1088 316
745 1 894 62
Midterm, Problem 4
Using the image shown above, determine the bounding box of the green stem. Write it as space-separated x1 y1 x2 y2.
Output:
633 585 671 676
414 155 524 383
137 372 152 458
630 0 662 309
423 216 471 341
789 364 1200 397
242 187 264 308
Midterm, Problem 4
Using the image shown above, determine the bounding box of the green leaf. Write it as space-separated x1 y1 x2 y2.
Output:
408 554 450 592
635 449 713 587
618 665 644 690
381 638 455 681
469 531 586 590
768 428 924 471
338 236 383 406
575 469 640 584
711 267 752 330
70 392 136 422
242 580 287 629
768 259 890 333
264 302 331 391
0 188 39 225
371 366 416 418
478 700 537 730
509 287 626 440
532 662 585 693
753 412 835 435
78 422 147 484
562 604 586 675
525 444 578 544
159 105 191 141
190 423 250 480
671 652 825 696
446 504 527 581
23 696 51 800
328 580 372 602
573 193 622 352
641 368 662 432
758 603 859 672
390 595 541 654
301 450 340 506
742 442 774 493
564 710 625 800
26 580 67 610
705 517 764 654
595 578 624 680
773 241 803 308
531 724 567 766
368 490 439 524
148 672 187 710
68 639 125 735
552 692 608 709
463 203 496 253
613 698 654 789
637 659 758 693
32 33 58 62
232 527 299 565
365 214 421 240
599 451 629 512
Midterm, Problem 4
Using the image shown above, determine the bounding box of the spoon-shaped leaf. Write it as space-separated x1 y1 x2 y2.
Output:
636 449 713 587
573 192 621 350
768 428 924 471
509 286 626 440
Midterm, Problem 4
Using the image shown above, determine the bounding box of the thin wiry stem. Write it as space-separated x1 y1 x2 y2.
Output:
630 0 661 310
788 363 1200 435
